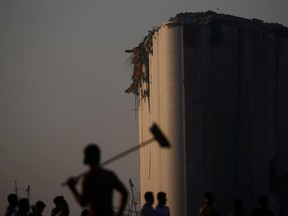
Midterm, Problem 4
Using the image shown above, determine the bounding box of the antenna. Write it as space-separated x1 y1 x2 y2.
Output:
26 185 31 201
129 178 140 216
14 180 18 198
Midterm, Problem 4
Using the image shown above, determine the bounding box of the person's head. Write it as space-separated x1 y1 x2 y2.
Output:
53 196 64 208
7 194 18 206
35 201 46 213
144 191 154 205
157 192 167 206
203 192 213 206
18 198 30 214
84 144 101 166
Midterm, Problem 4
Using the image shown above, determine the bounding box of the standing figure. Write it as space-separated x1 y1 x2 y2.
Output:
141 192 156 216
55 200 69 216
51 196 65 216
199 192 219 216
5 194 18 216
155 192 170 216
29 201 46 216
66 143 128 216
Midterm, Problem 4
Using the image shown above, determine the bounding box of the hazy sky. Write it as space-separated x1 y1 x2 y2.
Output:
1 1 287 215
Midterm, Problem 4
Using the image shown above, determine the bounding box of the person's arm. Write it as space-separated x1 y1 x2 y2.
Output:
117 189 128 216
113 174 128 216
66 177 86 207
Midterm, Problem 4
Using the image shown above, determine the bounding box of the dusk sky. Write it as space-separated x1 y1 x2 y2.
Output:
1 1 288 215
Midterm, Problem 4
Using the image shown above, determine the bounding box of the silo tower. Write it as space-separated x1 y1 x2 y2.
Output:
126 11 288 216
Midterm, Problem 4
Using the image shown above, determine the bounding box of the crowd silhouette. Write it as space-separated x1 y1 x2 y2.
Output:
4 144 129 216
197 192 274 216
137 191 276 216
3 185 277 216
5 195 68 216
140 191 170 216
3 144 277 216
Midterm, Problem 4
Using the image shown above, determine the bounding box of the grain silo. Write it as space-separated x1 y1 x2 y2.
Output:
126 11 288 216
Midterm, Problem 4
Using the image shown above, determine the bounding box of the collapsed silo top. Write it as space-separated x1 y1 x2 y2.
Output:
125 11 288 96
168 11 288 35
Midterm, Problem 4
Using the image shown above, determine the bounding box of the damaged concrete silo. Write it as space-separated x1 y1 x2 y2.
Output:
126 11 288 216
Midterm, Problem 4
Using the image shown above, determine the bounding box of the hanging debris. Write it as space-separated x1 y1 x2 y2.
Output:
125 29 157 97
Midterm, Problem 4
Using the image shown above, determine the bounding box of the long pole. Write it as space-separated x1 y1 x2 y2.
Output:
14 180 18 198
129 178 138 216
101 138 154 166
62 138 155 186
26 185 30 202
62 123 171 186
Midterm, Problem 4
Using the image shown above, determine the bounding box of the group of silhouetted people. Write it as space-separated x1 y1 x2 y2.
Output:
4 143 128 216
199 192 274 216
140 191 170 216
3 143 277 216
5 194 45 216
4 194 70 216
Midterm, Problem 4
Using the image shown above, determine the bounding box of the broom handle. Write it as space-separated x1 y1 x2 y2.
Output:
62 138 155 186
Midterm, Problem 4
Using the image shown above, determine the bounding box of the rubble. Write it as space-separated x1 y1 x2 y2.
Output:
125 11 288 97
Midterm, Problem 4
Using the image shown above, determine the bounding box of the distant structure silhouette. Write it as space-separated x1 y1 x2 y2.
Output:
155 192 170 216
252 195 273 216
141 191 156 216
5 193 18 216
66 143 128 216
51 196 65 216
199 192 219 216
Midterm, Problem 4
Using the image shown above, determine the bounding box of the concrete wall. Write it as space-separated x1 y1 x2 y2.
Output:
182 23 288 216
138 22 186 216
137 15 288 216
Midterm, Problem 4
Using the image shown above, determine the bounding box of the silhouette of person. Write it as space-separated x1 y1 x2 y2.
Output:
51 196 65 216
55 200 69 216
252 195 273 216
14 198 30 216
29 201 46 216
141 191 156 216
155 192 170 216
199 192 219 216
5 193 18 216
66 143 128 216
229 199 245 216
